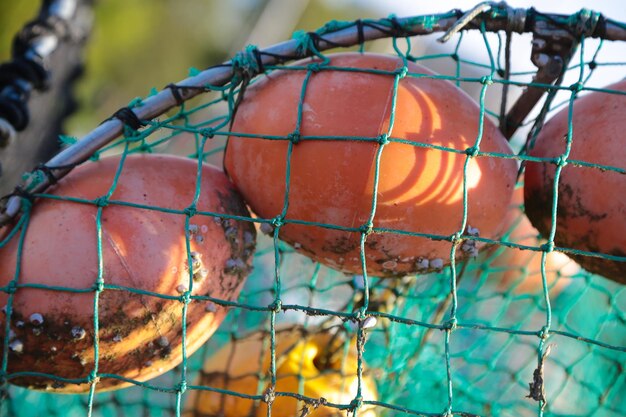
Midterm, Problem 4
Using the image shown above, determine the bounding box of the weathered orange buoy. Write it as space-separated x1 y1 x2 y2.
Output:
524 79 626 284
225 52 517 277
0 154 256 392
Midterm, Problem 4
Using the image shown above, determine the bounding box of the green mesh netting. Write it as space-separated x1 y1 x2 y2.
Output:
1 11 625 417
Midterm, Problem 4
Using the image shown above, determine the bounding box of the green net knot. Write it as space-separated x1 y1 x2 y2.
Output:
87 370 99 385
569 81 584 92
288 132 301 144
292 30 314 55
588 60 597 70
292 30 327 62
377 133 389 145
271 216 284 228
200 128 215 139
268 299 282 313
123 126 144 140
184 204 197 218
359 222 373 236
386 14 413 38
450 53 459 62
176 380 188 394
480 75 494 85
465 146 479 157
395 65 408 79
307 62 323 73
5 280 17 294
21 169 46 193
136 143 151 153
92 281 104 293
180 291 192 305
94 196 109 208
443 317 458 331
538 326 550 340
553 155 568 167
89 152 101 162
349 396 364 412
451 231 462 244
232 44 263 79
540 242 554 253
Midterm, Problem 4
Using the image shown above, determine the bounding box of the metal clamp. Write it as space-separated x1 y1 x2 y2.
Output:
501 9 582 139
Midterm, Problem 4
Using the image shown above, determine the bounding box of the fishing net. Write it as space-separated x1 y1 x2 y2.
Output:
1 6 625 417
